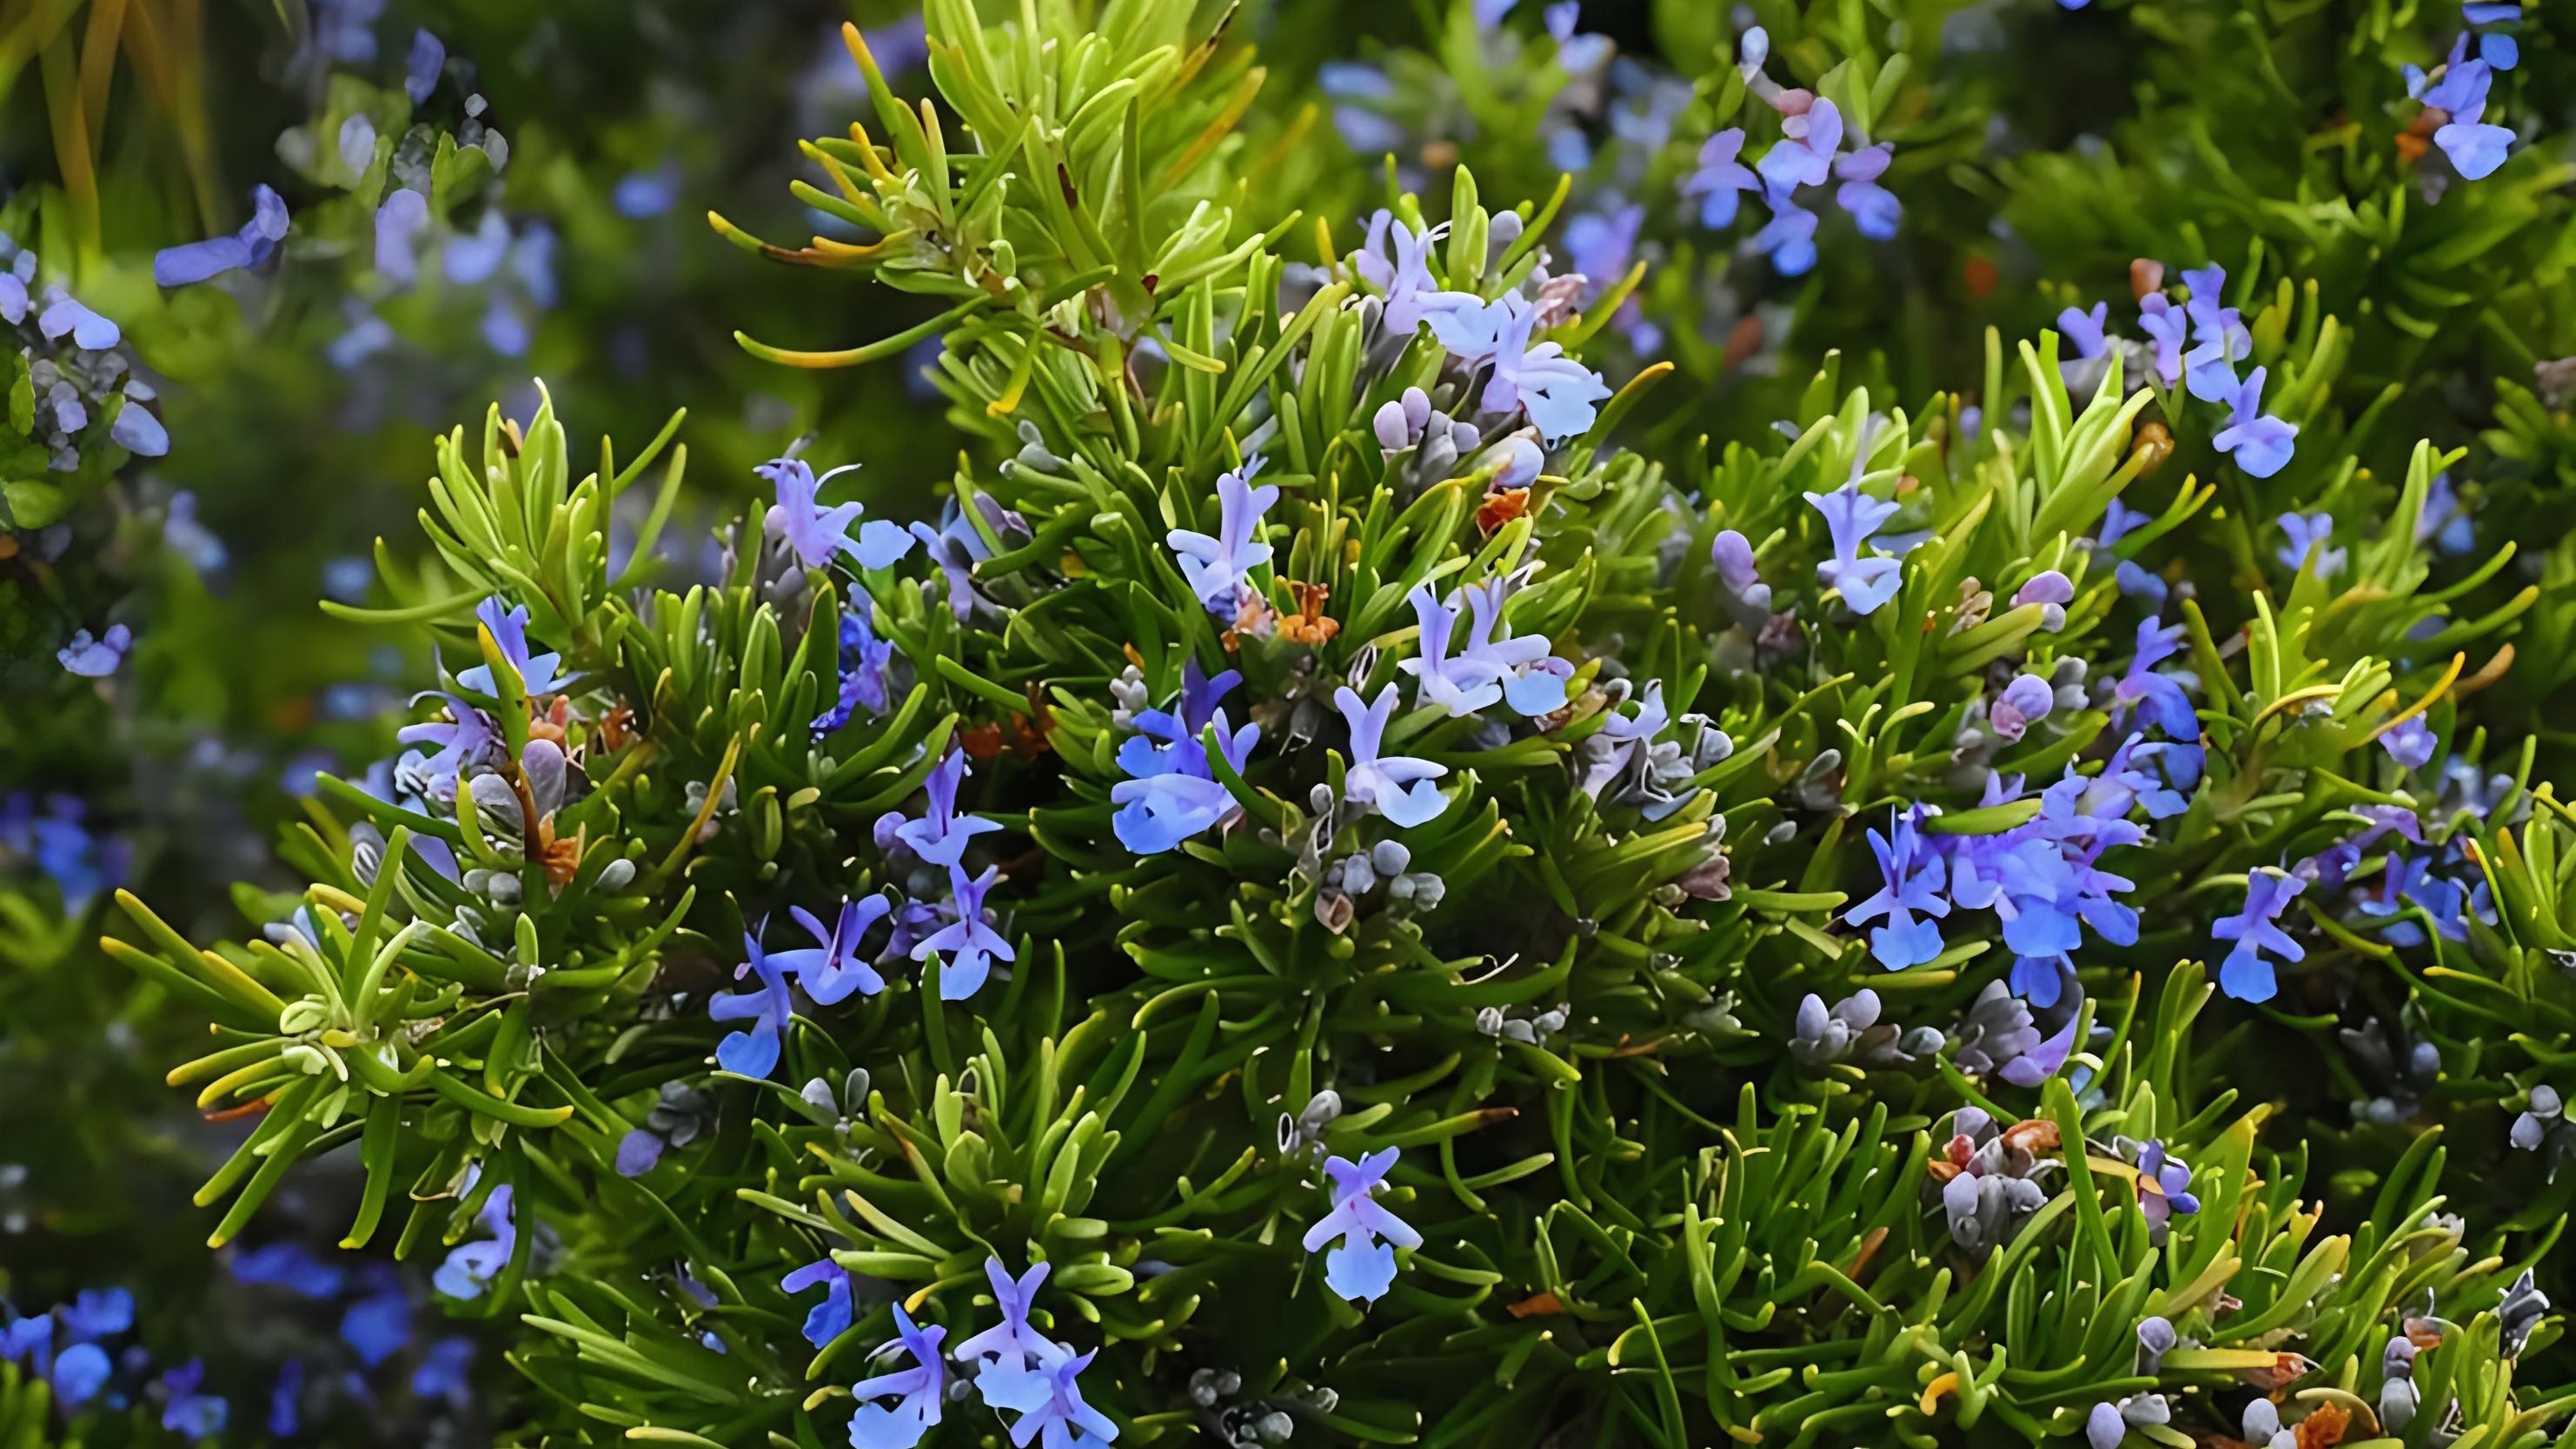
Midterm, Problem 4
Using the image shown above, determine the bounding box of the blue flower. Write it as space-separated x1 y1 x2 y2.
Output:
1111 677 1259 857
2466 3 2520 69
269 1359 304 1436
1803 465 1904 616
1681 130 1758 229
57 622 132 676
783 1258 856 1348
2214 367 2297 478
2058 302 2109 364
880 749 1002 868
1424 292 1611 441
2417 472 2476 555
153 185 289 287
160 1359 229 1439
770 897 894 1005
2212 867 2306 1001
404 27 446 103
2275 513 2345 575
397 693 501 801
375 189 431 284
1167 458 1278 615
759 457 915 572
231 1243 348 1299
976 1343 1119 1449
2179 263 2251 402
338 1272 412 1366
38 289 119 349
711 934 797 1078
1301 1149 1421 1304
1335 684 1450 828
614 167 682 219
433 1184 517 1299
2416 37 2513 178
50 1341 111 1408
459 595 572 697
413 1336 475 1404
953 1259 1056 1368
847 1304 948 1449
911 866 1013 998
0 794 127 911
814 595 900 734
1846 808 1950 969
1756 98 1842 192
57 1288 131 1341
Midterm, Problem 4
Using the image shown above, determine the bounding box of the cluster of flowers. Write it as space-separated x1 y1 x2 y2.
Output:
1682 28 1901 277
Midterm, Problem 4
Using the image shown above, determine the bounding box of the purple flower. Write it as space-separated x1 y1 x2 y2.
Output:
2466 4 2521 69
1681 130 1758 229
2113 620 2199 740
459 595 571 697
160 1359 229 1438
1168 458 1278 615
771 897 895 1005
848 1304 948 1449
911 866 1013 998
2058 302 2110 368
1749 186 1819 276
153 185 289 287
953 1260 1056 1368
397 693 500 800
1564 203 1643 300
58 1290 131 1342
433 1185 516 1299
2136 295 2188 387
2380 716 2437 772
51 1341 110 1407
814 596 899 734
2275 512 2344 575
783 1258 855 1347
1301 1149 1422 1304
2088 1402 2127 1449
2098 498 2147 549
1757 98 1842 192
2214 367 2297 478
1988 674 2056 743
1997 1009 2078 1087
710 934 796 1078
2128 1139 2200 1235
56 623 131 676
1833 143 1900 239
885 749 1002 868
2212 867 2306 1002
1335 685 1449 828
1577 679 1671 799
1804 468 1904 616
1846 808 1951 969
614 167 681 220
760 457 916 572
1424 292 1611 441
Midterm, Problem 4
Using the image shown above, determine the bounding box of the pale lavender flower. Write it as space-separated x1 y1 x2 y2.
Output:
1681 130 1758 229
1833 143 1900 239
1301 1149 1422 1304
848 1305 947 1449
1335 684 1450 828
2274 512 2343 575
2215 368 2297 478
154 185 290 287
56 624 131 677
1168 458 1278 614
1988 675 2056 743
1756 98 1842 192
911 865 1012 998
1423 291 1611 441
759 456 915 571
